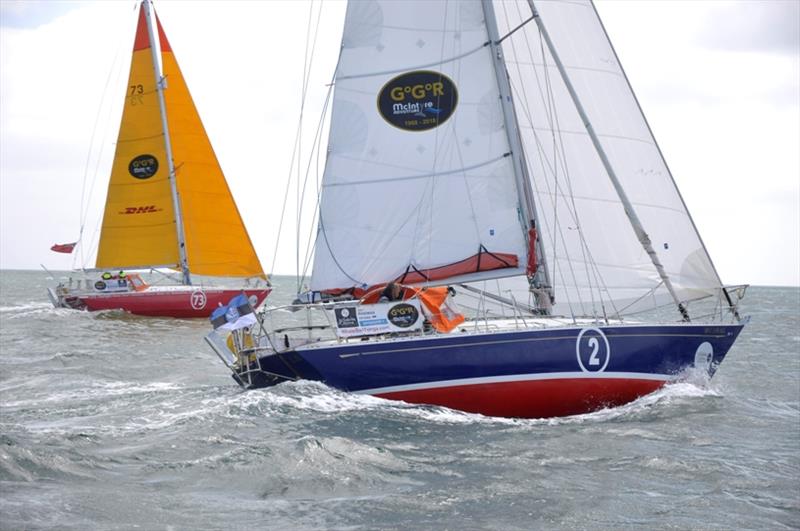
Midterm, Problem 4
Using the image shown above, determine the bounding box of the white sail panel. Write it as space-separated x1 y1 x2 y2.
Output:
310 0 527 292
492 0 724 316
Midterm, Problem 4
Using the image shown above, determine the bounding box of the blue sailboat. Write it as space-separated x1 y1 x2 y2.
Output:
207 0 746 418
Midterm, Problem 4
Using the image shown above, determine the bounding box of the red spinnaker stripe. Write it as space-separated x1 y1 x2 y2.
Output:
155 12 172 52
132 4 151 51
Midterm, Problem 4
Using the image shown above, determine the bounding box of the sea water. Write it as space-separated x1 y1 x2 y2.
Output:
1 270 798 530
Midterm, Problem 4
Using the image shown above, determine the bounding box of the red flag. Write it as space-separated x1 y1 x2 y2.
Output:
50 242 77 254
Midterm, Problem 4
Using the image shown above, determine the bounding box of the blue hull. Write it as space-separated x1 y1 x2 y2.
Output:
247 322 745 418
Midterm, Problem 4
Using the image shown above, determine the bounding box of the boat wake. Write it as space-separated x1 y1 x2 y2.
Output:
0 302 132 321
553 380 724 426
222 376 726 427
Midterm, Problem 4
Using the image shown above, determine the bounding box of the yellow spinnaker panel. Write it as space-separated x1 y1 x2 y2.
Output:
96 5 178 270
158 18 265 279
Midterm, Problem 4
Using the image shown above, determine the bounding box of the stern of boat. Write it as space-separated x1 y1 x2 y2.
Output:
47 285 86 310
205 328 304 389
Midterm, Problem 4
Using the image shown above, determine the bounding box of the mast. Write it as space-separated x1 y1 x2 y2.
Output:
481 0 553 312
143 0 191 285
528 0 690 321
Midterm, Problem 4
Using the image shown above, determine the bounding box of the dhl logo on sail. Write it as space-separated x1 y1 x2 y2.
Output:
119 205 162 214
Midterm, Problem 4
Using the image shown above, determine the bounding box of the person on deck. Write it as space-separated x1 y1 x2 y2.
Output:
379 282 403 302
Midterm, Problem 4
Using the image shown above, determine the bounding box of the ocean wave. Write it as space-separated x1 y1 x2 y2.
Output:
0 439 98 482
212 376 727 429
0 302 53 314
1 381 184 409
521 380 725 427
224 382 525 427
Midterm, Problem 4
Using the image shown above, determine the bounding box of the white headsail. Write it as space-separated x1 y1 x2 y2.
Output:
492 0 726 316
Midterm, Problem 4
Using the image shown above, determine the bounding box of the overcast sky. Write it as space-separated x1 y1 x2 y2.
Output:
1 0 798 287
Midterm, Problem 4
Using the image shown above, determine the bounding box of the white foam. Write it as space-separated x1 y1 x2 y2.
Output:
0 302 52 313
1 381 183 408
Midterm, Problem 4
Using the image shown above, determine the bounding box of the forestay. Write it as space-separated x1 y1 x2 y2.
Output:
310 0 528 292
492 0 725 316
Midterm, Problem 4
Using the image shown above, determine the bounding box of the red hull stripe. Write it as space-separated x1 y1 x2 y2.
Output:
368 375 668 419
80 288 269 318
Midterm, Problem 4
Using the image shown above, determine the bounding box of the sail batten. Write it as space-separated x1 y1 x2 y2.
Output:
324 154 509 188
336 43 489 81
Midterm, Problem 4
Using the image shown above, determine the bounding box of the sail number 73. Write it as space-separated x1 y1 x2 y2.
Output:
129 84 144 106
190 290 207 310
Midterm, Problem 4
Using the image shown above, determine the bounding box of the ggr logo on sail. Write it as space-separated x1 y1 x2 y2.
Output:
389 82 445 102
128 154 159 179
377 70 458 132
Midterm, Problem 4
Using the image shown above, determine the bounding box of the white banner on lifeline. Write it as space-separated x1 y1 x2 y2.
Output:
332 300 423 338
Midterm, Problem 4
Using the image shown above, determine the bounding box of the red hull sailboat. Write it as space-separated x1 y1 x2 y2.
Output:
48 0 269 317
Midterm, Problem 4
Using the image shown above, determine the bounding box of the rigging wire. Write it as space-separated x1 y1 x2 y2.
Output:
75 1 140 272
295 0 317 286
298 64 338 287
296 77 336 286
536 25 600 318
297 93 331 287
268 0 323 289
294 1 329 289
498 1 579 320
502 0 623 319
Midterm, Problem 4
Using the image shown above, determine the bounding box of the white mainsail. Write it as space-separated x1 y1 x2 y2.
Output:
491 0 726 316
310 0 528 292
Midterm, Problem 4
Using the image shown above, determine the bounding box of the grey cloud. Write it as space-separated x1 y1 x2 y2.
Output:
698 0 799 55
0 1 85 29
